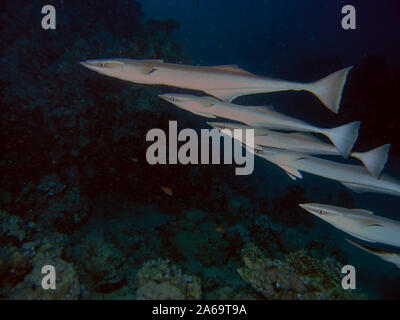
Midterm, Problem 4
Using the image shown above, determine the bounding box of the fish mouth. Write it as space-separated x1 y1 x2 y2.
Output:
158 94 186 104
79 60 124 70
298 203 315 213
79 60 101 70
79 61 90 68
158 94 175 103
299 203 328 217
298 203 308 209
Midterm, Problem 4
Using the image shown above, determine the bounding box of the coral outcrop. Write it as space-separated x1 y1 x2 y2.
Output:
237 243 365 300
136 259 202 300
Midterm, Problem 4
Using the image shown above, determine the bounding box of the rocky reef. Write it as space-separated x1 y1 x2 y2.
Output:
136 259 201 300
237 243 365 300
0 209 79 299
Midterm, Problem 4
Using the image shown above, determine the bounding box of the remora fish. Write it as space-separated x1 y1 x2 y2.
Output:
255 147 400 197
208 122 390 178
298 203 400 247
346 239 400 269
80 58 352 113
159 93 360 158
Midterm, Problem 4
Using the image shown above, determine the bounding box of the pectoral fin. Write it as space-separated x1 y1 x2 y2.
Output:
205 88 247 102
278 165 303 180
136 65 159 75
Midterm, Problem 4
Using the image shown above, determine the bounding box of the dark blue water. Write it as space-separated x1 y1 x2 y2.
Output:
139 0 400 68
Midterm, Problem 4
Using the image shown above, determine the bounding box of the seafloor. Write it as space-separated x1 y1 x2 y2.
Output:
1 1 400 300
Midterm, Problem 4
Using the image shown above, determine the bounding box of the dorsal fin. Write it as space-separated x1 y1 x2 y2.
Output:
211 65 253 75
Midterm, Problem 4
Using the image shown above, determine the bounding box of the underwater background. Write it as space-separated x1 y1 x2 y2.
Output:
1 0 400 299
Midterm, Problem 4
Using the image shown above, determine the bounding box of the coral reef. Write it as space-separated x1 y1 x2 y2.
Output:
136 259 201 300
237 243 365 300
0 209 79 299
8 242 80 300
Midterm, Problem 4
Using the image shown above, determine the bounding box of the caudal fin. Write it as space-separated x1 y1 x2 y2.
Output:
308 66 353 113
352 144 391 179
322 121 361 158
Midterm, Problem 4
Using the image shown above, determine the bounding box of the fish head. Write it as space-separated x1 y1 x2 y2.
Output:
80 59 161 83
80 59 125 78
158 93 218 113
298 203 341 224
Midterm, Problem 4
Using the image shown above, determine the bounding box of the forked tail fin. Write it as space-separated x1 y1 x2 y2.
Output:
308 66 353 114
352 144 391 179
322 121 361 158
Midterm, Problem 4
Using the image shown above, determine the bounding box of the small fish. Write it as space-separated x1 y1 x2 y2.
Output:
80 58 352 113
161 186 173 196
213 224 226 234
299 203 400 246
